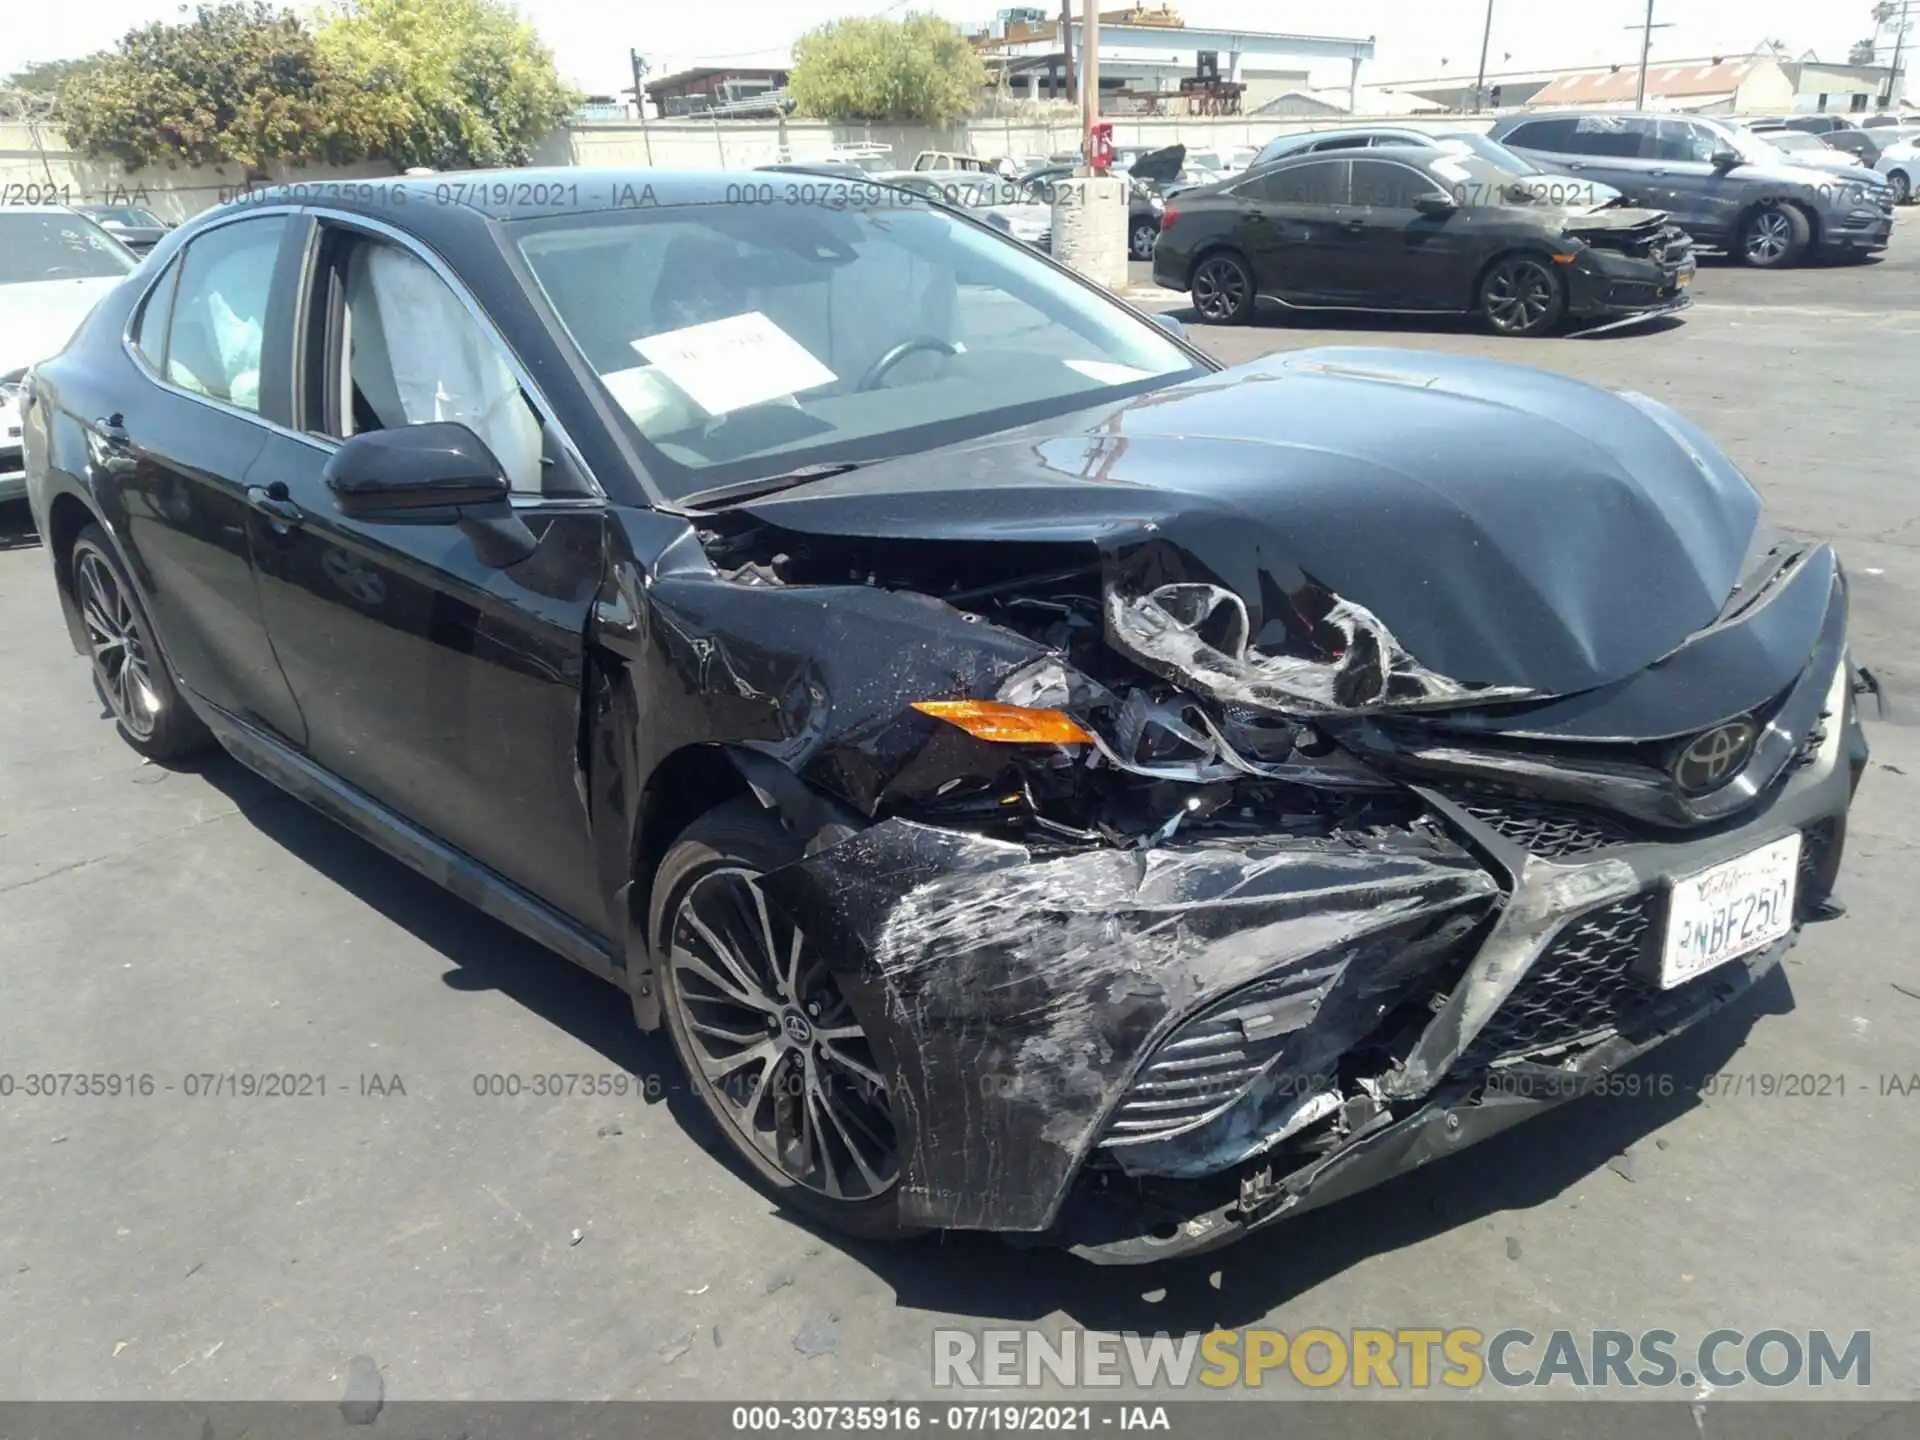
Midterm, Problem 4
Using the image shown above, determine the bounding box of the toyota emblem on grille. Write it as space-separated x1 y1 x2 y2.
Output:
1672 720 1758 794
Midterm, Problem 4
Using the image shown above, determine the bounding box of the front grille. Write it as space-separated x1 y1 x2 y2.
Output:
1462 892 1664 1063
1457 797 1634 858
1460 821 1830 1067
1099 967 1326 1146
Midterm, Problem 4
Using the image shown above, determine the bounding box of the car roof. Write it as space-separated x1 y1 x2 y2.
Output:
0 203 89 216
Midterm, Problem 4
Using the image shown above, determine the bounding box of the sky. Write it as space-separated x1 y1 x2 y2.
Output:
5 0 1879 99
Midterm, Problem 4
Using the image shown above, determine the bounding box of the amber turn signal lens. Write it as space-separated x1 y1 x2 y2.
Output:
911 700 1094 745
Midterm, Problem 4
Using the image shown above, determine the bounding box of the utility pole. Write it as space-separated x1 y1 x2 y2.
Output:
1470 0 1494 113
628 49 654 164
1080 0 1100 171
1059 0 1074 105
1626 0 1673 108
1882 1 1915 108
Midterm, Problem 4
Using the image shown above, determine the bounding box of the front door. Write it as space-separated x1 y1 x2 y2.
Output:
1337 158 1478 310
243 219 610 932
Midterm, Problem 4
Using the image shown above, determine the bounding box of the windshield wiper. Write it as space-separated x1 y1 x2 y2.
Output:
676 461 876 511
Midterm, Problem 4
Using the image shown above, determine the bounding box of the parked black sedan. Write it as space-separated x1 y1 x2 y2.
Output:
23 169 1866 1262
1153 146 1695 335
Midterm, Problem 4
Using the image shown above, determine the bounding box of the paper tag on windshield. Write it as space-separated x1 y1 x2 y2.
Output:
632 312 836 417
1064 359 1156 385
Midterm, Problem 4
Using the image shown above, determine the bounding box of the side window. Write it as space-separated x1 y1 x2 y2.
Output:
132 258 182 372
1242 160 1348 205
164 215 287 412
1505 119 1578 152
1570 116 1651 158
1349 159 1440 208
336 239 547 495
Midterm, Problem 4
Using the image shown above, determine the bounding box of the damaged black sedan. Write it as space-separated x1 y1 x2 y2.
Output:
23 171 1868 1262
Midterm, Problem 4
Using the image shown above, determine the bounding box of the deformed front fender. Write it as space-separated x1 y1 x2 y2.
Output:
758 820 1501 1232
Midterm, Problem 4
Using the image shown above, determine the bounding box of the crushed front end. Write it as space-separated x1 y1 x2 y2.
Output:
665 348 1869 1261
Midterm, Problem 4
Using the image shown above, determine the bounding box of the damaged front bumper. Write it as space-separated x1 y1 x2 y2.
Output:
756 638 1868 1262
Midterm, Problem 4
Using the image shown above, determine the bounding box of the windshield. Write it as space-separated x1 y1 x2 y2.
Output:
514 201 1205 501
1434 131 1543 176
0 212 136 285
1422 151 1550 201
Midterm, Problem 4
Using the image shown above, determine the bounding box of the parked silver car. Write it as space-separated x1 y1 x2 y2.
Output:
1876 137 1920 204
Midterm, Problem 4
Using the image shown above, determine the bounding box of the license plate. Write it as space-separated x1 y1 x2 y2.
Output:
1659 835 1800 988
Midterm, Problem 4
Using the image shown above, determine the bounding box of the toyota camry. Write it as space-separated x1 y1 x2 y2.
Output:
20 171 1868 1262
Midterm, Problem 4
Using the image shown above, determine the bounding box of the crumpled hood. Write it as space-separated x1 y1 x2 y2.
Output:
741 347 1763 706
0 277 125 375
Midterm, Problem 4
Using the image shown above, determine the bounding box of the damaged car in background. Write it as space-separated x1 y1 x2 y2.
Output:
22 171 1869 1262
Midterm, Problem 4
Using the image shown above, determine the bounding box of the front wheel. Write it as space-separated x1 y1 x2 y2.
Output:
649 800 915 1241
69 524 212 761
1478 255 1566 337
1887 170 1911 205
1739 203 1810 267
1189 252 1255 324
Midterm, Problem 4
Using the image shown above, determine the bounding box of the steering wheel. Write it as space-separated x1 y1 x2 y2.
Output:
857 336 960 391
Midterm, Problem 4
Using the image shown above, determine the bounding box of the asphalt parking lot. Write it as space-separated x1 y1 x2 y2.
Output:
3 235 1918 1408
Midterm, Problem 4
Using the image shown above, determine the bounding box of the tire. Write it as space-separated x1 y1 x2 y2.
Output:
1889 170 1912 205
1128 218 1159 260
1477 253 1566 337
69 525 213 761
649 799 915 1241
1189 251 1255 324
1738 202 1811 267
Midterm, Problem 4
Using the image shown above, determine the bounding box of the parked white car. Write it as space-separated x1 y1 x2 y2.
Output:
1876 137 1920 204
1 207 138 504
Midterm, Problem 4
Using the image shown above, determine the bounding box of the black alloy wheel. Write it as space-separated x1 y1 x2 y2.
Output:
651 801 912 1239
1739 203 1810 267
1190 252 1254 324
69 524 211 760
1478 255 1566 337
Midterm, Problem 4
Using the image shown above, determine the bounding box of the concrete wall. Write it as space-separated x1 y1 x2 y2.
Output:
4 111 1491 220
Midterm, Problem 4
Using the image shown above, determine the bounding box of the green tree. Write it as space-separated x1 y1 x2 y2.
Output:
789 13 986 125
5 56 103 96
58 3 375 169
316 0 579 170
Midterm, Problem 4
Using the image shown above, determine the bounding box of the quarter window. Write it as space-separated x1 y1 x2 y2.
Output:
163 215 287 413
1504 119 1578 152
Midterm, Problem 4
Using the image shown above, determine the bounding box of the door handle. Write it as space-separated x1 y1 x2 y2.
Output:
1648 168 1669 177
246 481 304 527
1342 218 1365 233
1565 162 1586 172
88 414 137 477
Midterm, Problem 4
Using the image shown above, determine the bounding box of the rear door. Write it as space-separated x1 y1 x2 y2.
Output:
241 214 609 930
107 210 308 744
1231 158 1350 303
1341 158 1479 310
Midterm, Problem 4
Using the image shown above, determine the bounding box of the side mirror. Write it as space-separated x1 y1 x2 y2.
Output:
1149 311 1188 341
322 421 536 567
324 422 509 516
1415 193 1458 218
1710 148 1741 171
